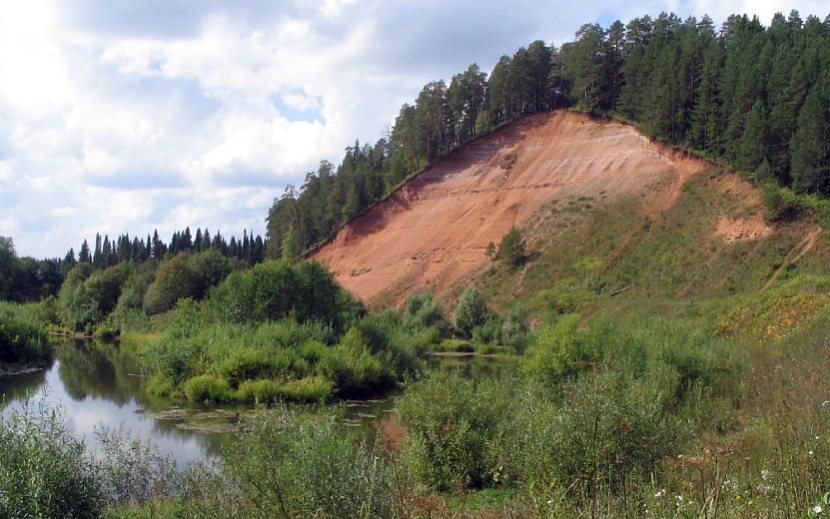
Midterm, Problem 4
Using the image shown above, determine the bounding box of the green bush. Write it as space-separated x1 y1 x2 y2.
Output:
0 399 103 518
278 376 334 403
521 314 596 385
499 225 527 268
183 406 395 518
143 253 198 316
397 371 511 491
182 374 232 403
59 263 131 330
510 369 683 496
316 329 385 397
0 301 50 365
237 379 283 403
237 376 334 404
93 424 180 506
404 291 452 338
455 285 496 339
217 349 276 388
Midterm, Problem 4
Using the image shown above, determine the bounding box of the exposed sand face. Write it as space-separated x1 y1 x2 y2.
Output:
313 111 715 307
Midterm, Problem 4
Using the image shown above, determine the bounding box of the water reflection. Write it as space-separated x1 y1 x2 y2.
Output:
0 340 227 466
0 343 514 467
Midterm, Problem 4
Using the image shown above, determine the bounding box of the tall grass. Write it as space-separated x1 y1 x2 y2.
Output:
177 405 399 519
0 395 102 517
0 300 50 368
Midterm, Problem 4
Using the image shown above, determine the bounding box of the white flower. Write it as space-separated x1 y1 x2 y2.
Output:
654 489 666 498
813 504 823 514
809 450 815 457
761 469 770 481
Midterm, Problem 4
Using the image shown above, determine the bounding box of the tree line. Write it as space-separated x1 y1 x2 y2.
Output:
62 228 265 274
267 10 830 259
561 10 830 194
0 228 266 304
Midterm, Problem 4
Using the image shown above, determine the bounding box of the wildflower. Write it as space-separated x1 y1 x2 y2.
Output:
810 450 815 457
761 469 770 481
654 489 666 498
814 504 823 514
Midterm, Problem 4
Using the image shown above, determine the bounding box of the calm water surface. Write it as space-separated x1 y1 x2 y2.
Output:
0 342 510 466
0 340 232 466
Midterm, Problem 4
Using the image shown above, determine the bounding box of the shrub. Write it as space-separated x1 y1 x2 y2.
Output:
185 406 395 518
397 371 511 491
0 301 50 365
217 349 276 388
521 314 595 385
182 374 232 403
404 291 452 338
237 379 283 404
499 226 526 268
0 399 103 518
511 369 683 497
316 329 385 396
278 376 334 403
93 424 180 506
455 285 495 339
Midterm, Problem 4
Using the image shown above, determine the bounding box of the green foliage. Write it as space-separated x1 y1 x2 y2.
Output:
499 226 527 269
143 253 198 316
182 374 233 403
186 249 233 300
0 300 50 366
140 300 410 400
397 371 511 491
93 425 180 506
455 285 495 339
510 368 683 497
523 315 746 402
207 259 361 329
185 405 396 519
761 180 804 221
316 327 386 396
500 305 532 353
216 348 277 388
0 398 103 518
521 314 594 384
403 290 452 340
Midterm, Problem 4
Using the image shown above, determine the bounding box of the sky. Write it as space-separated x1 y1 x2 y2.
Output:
1 0 828 259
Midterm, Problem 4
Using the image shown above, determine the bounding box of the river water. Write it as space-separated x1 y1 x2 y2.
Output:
0 341 508 467
0 340 243 466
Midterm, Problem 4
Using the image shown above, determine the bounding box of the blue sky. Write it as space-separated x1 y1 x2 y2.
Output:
1 0 827 258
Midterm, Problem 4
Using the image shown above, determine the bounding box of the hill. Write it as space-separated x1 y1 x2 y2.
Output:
313 110 819 311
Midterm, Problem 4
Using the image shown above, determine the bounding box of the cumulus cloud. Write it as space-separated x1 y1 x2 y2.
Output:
1 0 828 258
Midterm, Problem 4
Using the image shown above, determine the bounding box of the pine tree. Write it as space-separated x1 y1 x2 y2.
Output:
79 239 91 263
790 85 830 193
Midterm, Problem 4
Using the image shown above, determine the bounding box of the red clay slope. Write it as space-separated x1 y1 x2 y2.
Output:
313 110 711 307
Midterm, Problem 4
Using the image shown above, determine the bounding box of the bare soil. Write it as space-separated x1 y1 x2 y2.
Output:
312 111 722 308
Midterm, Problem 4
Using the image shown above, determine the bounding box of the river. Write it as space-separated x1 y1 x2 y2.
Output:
0 340 236 466
0 340 508 467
